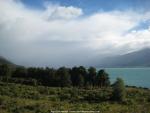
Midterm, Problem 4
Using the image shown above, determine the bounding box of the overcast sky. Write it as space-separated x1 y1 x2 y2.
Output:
0 0 150 67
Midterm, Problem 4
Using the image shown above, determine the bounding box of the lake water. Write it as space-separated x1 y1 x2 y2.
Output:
104 68 150 88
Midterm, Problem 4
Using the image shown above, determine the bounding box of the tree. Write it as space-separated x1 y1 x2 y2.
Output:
56 67 72 87
96 69 110 87
71 67 85 87
27 67 37 79
78 66 87 86
87 67 96 86
0 64 11 83
112 78 126 102
0 64 11 77
12 67 27 78
77 74 84 87
44 68 56 86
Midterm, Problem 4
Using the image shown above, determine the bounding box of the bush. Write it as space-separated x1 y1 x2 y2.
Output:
147 97 150 102
123 99 135 105
112 78 126 102
59 93 71 100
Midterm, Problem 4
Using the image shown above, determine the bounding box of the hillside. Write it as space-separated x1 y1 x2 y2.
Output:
0 56 14 65
97 48 150 67
0 56 17 69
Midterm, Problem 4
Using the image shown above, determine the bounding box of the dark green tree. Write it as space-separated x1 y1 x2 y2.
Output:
0 64 11 77
87 67 96 86
0 64 10 76
78 66 87 86
0 64 11 83
56 67 72 87
77 74 84 87
27 67 37 79
44 68 56 86
96 69 110 87
71 67 85 87
112 78 126 102
12 67 27 78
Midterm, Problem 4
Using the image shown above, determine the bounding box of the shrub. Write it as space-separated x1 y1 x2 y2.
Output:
59 93 71 101
112 78 126 102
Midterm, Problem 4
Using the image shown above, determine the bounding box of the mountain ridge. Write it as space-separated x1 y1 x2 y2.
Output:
0 56 15 66
96 48 150 68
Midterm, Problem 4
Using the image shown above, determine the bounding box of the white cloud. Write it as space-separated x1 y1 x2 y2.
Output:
0 0 150 66
43 4 83 20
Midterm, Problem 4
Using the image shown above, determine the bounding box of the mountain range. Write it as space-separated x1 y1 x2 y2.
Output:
0 48 150 67
96 48 150 67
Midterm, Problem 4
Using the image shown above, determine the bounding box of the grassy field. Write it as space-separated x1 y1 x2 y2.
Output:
0 82 150 113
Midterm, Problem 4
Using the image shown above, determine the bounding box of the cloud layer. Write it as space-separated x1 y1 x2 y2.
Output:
0 0 150 67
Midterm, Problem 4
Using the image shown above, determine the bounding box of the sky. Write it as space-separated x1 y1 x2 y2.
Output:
0 0 150 67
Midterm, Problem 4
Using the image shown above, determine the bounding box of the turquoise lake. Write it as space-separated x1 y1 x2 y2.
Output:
104 68 150 88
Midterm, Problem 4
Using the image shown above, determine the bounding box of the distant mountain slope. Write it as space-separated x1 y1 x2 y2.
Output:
0 56 15 66
97 48 150 67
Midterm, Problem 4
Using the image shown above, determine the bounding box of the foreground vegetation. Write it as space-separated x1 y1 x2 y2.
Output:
0 82 149 113
0 64 150 113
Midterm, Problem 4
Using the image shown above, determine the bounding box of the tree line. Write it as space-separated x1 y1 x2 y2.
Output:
0 64 110 87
